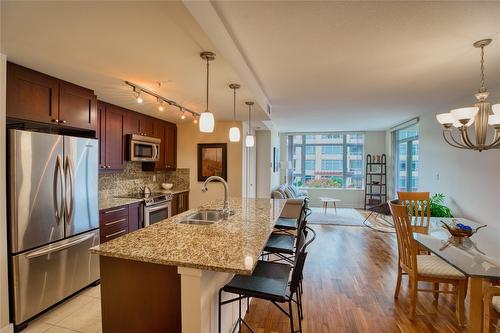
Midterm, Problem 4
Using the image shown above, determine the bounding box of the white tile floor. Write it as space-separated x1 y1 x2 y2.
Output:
22 285 102 333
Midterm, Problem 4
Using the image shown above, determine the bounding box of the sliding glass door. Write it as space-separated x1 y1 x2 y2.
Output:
395 124 419 193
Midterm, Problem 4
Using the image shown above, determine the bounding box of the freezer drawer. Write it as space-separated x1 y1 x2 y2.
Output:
11 230 100 325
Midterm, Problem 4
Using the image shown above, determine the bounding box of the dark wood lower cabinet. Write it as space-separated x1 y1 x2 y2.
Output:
128 202 143 231
171 191 189 216
99 205 129 243
100 256 181 333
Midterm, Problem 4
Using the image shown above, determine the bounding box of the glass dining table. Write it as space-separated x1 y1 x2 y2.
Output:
414 217 500 333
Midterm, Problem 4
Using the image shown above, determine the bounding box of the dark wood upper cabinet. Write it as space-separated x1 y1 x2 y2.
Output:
165 123 177 170
59 81 97 131
153 121 168 170
6 62 97 132
98 101 125 171
6 62 59 124
124 111 141 135
140 116 154 137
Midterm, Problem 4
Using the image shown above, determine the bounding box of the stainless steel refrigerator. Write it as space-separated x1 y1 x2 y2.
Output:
8 129 100 326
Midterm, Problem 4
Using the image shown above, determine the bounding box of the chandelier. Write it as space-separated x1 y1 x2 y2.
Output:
436 39 500 152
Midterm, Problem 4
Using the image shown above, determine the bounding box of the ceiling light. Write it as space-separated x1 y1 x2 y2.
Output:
199 51 216 133
437 39 500 151
245 101 254 147
180 107 186 120
134 89 143 104
158 98 165 111
229 83 241 142
193 115 198 124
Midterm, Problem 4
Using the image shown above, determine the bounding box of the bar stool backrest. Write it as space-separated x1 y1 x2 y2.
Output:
289 245 308 295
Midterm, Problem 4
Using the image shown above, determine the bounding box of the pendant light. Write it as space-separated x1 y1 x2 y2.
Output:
199 51 216 133
228 83 241 142
245 101 255 147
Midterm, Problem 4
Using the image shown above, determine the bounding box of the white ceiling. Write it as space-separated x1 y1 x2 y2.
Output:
212 1 500 132
0 1 269 125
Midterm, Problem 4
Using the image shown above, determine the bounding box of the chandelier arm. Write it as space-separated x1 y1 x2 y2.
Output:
484 131 500 149
443 130 468 149
459 126 476 148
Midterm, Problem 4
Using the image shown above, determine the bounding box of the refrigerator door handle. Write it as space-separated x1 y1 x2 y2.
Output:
25 233 95 259
53 155 65 223
64 156 75 224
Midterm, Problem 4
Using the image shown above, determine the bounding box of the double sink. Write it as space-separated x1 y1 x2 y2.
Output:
178 209 229 225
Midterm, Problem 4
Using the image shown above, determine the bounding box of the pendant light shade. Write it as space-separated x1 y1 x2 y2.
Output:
228 83 241 142
199 112 215 133
245 101 254 148
245 135 255 147
229 127 241 142
200 51 216 133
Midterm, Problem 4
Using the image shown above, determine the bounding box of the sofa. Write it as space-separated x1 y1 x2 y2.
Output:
271 184 308 219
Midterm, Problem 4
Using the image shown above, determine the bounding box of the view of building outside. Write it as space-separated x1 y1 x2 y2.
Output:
288 133 364 189
395 123 419 192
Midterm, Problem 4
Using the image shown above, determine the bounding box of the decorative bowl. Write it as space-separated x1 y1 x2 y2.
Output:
440 219 487 238
161 183 173 190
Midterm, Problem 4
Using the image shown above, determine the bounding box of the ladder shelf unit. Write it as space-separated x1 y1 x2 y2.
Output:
364 154 387 210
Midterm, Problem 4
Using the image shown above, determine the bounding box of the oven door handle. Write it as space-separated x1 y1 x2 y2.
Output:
145 203 171 213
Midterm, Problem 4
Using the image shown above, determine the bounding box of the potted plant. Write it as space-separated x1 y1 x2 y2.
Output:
429 193 453 218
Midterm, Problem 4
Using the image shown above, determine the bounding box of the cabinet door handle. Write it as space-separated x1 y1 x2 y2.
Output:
105 229 127 239
103 207 126 214
105 218 127 227
60 120 67 124
53 119 59 123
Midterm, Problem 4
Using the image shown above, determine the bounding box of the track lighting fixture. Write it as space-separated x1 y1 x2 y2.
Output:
158 98 165 111
125 81 200 119
134 89 143 104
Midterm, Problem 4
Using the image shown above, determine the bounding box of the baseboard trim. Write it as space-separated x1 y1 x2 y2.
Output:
0 323 13 333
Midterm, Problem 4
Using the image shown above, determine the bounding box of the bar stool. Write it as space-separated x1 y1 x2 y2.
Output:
274 198 310 234
218 232 309 333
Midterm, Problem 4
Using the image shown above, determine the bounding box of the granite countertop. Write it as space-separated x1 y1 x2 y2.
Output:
99 188 190 211
91 197 287 275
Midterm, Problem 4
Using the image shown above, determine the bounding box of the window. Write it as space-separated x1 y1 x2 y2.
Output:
305 146 315 155
305 160 315 171
321 146 342 154
394 123 419 193
288 133 364 189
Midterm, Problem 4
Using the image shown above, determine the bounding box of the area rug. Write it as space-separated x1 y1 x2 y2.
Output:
358 210 396 233
308 207 365 226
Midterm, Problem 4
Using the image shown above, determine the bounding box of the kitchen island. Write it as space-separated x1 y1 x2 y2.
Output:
90 197 286 333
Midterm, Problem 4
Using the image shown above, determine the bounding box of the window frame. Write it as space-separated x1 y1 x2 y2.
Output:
287 132 365 189
394 124 419 193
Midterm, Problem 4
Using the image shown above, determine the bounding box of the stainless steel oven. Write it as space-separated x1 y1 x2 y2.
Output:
144 201 172 227
128 134 161 162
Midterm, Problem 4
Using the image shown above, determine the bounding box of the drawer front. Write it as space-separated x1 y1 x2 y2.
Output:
100 222 128 243
100 205 129 222
100 216 128 231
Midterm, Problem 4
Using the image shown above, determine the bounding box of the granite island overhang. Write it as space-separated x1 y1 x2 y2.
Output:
90 197 287 333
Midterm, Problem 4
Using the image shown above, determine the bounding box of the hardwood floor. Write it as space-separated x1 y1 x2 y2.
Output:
243 224 468 333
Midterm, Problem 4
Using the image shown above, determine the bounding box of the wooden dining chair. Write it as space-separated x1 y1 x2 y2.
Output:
389 201 467 325
483 285 500 332
397 192 431 234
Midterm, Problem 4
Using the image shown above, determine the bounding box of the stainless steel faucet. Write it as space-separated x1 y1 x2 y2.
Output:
201 176 233 217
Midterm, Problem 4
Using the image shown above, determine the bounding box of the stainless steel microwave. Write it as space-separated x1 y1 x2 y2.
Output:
128 134 161 162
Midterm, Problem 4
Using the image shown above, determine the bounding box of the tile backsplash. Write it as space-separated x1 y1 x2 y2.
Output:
99 162 189 197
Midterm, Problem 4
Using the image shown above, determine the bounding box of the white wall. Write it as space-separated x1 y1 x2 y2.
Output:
0 54 13 333
279 131 387 208
255 129 280 198
419 110 500 226
176 121 243 208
